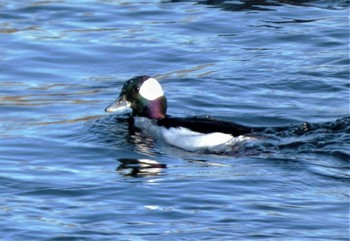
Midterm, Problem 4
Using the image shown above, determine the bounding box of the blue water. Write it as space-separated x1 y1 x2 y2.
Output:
0 0 349 240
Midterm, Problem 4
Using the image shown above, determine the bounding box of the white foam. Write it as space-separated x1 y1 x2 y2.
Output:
139 78 164 101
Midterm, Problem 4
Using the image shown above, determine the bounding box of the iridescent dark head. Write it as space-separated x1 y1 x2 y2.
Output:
105 76 167 119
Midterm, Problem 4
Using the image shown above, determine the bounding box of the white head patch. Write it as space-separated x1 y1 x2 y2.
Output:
139 78 164 101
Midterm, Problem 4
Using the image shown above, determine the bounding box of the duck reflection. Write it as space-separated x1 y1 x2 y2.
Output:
117 158 167 177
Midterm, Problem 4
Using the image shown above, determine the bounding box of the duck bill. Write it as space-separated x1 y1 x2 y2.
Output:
105 95 131 113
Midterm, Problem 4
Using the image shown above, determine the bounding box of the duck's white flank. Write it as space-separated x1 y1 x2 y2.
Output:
160 127 233 151
134 117 235 152
139 78 164 101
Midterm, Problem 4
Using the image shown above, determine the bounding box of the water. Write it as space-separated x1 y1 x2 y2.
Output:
0 0 349 240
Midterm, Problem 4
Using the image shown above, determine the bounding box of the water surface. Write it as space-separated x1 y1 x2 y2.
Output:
0 0 349 240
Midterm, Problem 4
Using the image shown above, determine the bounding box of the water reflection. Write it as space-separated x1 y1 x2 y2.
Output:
117 158 167 177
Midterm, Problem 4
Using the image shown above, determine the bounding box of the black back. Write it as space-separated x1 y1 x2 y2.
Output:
157 116 256 137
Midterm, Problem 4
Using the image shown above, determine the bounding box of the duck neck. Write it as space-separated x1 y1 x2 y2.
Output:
149 96 167 119
135 96 167 119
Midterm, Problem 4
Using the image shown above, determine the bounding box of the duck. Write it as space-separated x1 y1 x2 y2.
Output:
105 75 259 152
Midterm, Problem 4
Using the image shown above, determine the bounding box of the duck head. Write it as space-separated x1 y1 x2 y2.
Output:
105 76 167 119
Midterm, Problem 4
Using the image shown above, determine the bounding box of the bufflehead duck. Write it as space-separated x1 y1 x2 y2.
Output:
105 76 257 152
